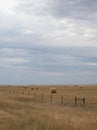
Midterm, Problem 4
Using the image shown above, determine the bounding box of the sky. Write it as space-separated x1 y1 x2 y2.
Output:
0 0 97 85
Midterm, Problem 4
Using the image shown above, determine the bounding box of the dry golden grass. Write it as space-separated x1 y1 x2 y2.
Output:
0 85 97 130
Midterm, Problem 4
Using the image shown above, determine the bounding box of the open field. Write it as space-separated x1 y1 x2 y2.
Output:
0 85 97 130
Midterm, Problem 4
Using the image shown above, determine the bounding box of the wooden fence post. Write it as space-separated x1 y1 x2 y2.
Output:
61 96 63 105
18 89 19 95
42 93 44 101
28 91 29 96
83 98 85 107
22 91 24 95
34 93 36 100
75 97 86 107
75 97 77 107
51 94 53 102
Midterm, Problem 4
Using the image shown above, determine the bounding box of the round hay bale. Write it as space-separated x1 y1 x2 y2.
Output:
31 87 34 90
36 86 39 90
51 88 57 93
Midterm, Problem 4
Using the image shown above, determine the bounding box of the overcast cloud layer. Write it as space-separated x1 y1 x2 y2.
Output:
0 0 97 84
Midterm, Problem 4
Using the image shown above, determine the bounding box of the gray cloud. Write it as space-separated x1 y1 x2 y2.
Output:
16 0 97 20
44 0 97 20
0 46 97 71
0 46 97 84
0 0 97 48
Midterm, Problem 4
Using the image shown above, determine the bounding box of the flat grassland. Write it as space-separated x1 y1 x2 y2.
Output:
0 85 97 130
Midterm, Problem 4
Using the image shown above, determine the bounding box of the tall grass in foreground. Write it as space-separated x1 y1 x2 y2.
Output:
0 96 97 130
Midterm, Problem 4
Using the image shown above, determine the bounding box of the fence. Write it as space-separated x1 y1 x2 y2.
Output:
0 87 87 108
75 97 86 107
